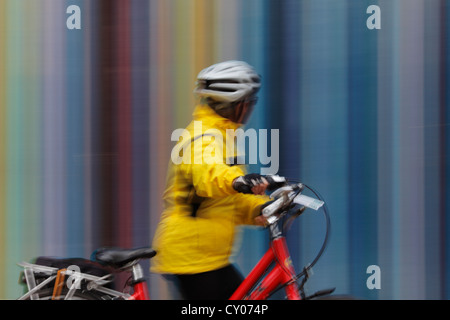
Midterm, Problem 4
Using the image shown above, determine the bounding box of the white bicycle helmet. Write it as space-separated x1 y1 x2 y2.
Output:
194 60 261 103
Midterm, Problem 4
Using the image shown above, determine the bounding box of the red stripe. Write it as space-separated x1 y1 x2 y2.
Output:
98 0 116 247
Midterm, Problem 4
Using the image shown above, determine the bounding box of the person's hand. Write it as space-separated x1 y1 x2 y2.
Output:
254 215 269 227
250 178 269 195
233 174 269 195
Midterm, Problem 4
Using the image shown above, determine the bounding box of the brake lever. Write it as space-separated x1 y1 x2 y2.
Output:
261 195 286 222
269 183 303 199
269 187 291 199
263 189 301 225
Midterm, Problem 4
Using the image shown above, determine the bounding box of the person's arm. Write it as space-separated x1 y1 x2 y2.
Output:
186 136 269 198
186 136 244 198
233 193 270 226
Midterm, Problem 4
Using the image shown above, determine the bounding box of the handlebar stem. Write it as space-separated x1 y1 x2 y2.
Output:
269 223 282 240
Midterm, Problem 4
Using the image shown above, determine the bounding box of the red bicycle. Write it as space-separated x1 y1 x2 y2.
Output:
18 177 332 300
230 178 333 300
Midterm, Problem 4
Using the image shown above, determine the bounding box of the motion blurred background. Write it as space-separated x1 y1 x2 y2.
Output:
0 0 449 299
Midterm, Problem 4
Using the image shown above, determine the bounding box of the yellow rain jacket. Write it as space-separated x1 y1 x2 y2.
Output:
151 104 269 274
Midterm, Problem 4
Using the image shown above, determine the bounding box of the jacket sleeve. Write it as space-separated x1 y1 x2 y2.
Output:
233 193 271 225
187 137 244 198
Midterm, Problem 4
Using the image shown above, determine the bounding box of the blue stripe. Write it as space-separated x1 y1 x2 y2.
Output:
348 0 378 299
444 0 450 300
298 0 350 295
131 0 150 247
279 0 302 269
376 0 401 299
423 0 445 299
66 0 85 257
236 0 271 276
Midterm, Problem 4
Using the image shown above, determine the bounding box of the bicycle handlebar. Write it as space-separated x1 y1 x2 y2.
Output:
261 176 331 298
261 175 325 226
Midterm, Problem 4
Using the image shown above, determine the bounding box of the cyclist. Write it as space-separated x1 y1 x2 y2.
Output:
151 61 270 300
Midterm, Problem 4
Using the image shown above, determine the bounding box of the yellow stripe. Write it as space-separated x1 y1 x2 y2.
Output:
194 0 215 77
174 0 194 127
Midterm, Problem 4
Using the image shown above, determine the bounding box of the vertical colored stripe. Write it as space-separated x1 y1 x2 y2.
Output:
23 0 41 261
299 0 349 295
116 0 133 249
438 0 448 300
214 0 240 62
444 0 450 300
96 0 116 247
42 0 67 256
240 0 266 129
423 0 444 299
83 0 99 256
131 0 150 247
193 0 214 70
174 0 194 127
5 0 26 298
66 0 85 257
147 0 174 299
397 0 426 299
377 0 401 299
0 0 6 300
348 0 378 299
235 0 269 275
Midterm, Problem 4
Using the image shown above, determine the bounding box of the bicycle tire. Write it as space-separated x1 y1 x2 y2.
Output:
22 287 108 300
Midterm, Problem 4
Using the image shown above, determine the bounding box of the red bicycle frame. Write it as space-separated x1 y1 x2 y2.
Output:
127 236 300 300
126 264 151 300
128 233 300 300
230 227 301 300
128 281 150 300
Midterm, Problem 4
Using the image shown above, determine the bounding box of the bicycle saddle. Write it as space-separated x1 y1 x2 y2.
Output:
92 247 156 269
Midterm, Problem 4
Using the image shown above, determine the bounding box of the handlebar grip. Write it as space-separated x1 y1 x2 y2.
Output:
264 175 287 190
233 174 287 194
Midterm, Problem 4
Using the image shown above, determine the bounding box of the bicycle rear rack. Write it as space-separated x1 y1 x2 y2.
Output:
17 261 130 300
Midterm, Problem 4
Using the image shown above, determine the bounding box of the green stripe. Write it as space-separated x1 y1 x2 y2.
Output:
0 0 7 301
5 0 25 299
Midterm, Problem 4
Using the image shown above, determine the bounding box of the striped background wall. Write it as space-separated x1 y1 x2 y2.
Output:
0 0 449 300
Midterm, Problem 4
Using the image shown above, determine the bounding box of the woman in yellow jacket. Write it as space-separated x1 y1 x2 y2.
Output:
151 61 271 299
